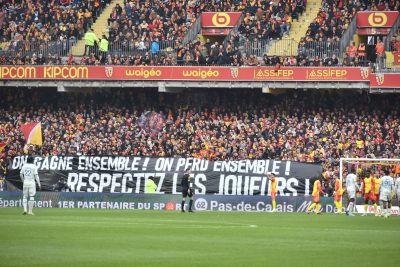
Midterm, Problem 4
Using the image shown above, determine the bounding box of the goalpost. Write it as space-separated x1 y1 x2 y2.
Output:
339 157 400 181
339 157 400 214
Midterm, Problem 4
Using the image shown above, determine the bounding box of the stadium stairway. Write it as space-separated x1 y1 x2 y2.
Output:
71 0 124 56
266 0 322 57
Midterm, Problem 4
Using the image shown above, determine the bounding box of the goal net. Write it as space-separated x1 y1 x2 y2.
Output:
339 158 400 215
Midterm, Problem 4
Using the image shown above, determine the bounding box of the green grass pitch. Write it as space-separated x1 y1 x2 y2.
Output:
0 208 399 267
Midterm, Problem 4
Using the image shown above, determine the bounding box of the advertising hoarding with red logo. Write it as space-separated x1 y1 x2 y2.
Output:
0 66 372 81
370 73 400 88
357 11 399 28
201 12 242 28
1 66 400 88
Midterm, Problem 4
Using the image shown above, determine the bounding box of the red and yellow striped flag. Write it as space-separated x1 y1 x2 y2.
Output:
0 141 6 152
21 122 43 146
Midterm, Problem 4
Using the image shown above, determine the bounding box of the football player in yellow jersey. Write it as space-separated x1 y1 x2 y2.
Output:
373 172 381 216
267 172 278 212
306 177 325 215
333 176 344 214
361 171 376 216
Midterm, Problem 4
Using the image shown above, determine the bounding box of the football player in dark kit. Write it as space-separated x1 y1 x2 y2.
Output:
181 168 194 212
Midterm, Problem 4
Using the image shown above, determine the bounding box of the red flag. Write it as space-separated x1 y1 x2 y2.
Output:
0 141 6 152
21 122 43 146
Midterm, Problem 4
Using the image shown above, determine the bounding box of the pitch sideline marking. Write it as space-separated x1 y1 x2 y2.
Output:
2 217 258 229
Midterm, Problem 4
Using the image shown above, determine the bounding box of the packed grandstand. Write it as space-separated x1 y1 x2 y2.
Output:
0 89 399 180
0 0 399 66
1 4 400 267
0 0 400 192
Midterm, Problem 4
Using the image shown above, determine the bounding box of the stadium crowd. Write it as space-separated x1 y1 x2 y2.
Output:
103 0 306 64
304 0 399 43
90 0 400 55
238 0 304 40
1 0 399 67
389 31 400 52
0 89 399 177
0 0 111 51
0 50 345 66
106 0 303 51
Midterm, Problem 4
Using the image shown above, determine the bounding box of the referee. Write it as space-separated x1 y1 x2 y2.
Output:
181 168 194 212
